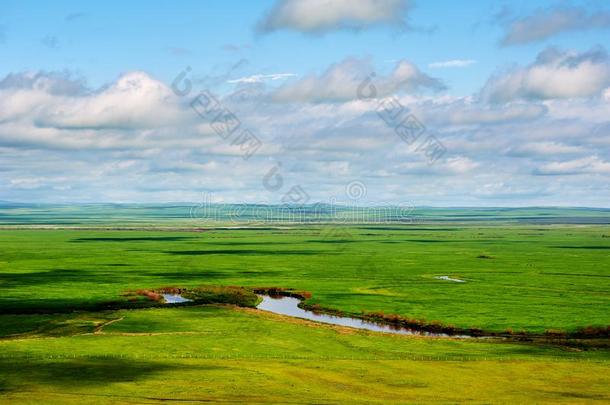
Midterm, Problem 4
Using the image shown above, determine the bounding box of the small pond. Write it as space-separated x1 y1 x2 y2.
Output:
435 276 465 283
162 294 192 304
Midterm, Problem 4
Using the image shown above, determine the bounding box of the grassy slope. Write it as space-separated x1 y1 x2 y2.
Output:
1 225 609 332
0 306 608 404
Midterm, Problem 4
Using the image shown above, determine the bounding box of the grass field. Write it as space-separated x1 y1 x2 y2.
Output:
1 217 609 402
1 225 609 332
1 306 609 403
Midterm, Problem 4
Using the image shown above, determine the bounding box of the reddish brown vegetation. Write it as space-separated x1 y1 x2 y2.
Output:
468 327 484 337
360 310 462 334
155 286 186 294
135 289 163 302
571 325 610 338
122 288 163 302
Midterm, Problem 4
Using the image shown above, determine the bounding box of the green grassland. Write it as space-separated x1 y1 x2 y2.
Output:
0 219 609 402
0 306 609 403
1 225 608 332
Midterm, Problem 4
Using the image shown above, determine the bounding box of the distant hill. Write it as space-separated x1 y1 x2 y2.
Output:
0 200 36 208
0 203 609 226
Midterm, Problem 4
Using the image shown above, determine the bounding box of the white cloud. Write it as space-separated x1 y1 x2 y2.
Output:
1 66 610 206
501 6 610 46
508 142 584 157
444 156 479 174
36 71 186 130
535 156 610 175
481 47 610 102
271 57 444 102
9 177 45 189
257 0 411 33
0 71 85 95
428 59 476 69
227 73 296 84
393 156 478 176
420 101 547 126
0 71 189 134
472 181 551 200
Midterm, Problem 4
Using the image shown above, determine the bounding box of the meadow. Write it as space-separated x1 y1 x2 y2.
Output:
1 225 609 332
0 207 609 403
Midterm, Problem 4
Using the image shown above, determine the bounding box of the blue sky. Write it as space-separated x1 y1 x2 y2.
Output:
1 0 610 206
4 0 606 94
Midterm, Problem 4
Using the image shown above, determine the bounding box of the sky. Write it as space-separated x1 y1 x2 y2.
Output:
1 0 610 206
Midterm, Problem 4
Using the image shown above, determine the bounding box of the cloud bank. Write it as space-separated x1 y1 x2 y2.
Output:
1 51 610 206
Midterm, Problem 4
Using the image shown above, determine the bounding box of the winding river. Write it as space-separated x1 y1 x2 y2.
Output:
256 294 468 337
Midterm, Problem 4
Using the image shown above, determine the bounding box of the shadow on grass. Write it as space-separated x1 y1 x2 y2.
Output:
165 249 325 256
401 239 500 243
541 272 610 278
202 241 295 246
550 391 609 400
150 269 283 284
0 356 220 391
0 297 125 314
0 269 121 289
305 240 358 244
402 239 459 243
151 270 233 279
553 246 610 250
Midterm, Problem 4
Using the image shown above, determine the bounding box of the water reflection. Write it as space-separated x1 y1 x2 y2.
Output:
162 294 192 304
256 295 466 337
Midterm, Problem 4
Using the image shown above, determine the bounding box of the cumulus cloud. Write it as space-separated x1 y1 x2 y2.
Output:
481 47 610 102
271 57 444 102
256 0 411 34
0 72 86 125
501 6 610 46
0 70 202 155
35 71 186 130
1 66 610 206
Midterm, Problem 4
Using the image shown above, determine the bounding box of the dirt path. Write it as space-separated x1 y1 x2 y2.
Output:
94 317 124 333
